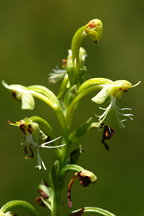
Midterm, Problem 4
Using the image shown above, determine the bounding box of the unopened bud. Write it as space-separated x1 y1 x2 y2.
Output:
85 19 103 42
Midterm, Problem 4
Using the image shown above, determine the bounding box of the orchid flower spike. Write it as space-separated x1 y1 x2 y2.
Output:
9 118 65 170
92 80 141 128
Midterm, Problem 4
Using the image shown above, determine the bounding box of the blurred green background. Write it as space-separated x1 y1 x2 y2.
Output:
0 0 144 215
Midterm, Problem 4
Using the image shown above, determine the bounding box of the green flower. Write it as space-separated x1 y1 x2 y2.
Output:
9 118 65 170
92 80 140 128
2 81 35 110
85 19 103 42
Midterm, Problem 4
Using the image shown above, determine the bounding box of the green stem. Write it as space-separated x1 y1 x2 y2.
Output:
27 85 59 104
30 90 66 129
50 131 74 216
29 116 54 138
77 78 113 93
1 200 38 216
66 85 102 125
30 90 58 110
66 78 113 126
71 26 86 64
71 26 86 84
51 190 62 216
61 164 84 175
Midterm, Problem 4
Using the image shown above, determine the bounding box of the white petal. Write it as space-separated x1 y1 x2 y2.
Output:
91 85 110 104
41 136 61 145
35 150 47 170
41 143 66 148
120 107 132 111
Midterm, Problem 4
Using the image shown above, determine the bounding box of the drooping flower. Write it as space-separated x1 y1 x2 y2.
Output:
67 170 97 208
9 118 65 170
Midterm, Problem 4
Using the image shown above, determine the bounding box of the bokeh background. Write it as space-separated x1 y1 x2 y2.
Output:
0 0 144 215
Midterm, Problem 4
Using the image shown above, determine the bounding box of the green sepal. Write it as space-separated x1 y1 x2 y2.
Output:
77 78 113 94
1 200 38 216
91 85 110 104
69 207 115 216
68 118 92 143
2 81 59 111
21 91 35 109
2 81 35 110
26 85 59 105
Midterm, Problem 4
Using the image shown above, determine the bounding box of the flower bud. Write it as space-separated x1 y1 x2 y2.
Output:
85 19 103 42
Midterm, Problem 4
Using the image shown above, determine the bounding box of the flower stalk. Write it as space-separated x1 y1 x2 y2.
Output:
2 18 140 216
